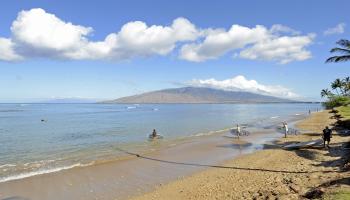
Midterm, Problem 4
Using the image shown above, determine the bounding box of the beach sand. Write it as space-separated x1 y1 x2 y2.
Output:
131 110 350 200
0 128 280 200
1 110 349 200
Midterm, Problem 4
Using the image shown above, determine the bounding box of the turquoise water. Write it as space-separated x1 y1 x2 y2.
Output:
0 103 322 182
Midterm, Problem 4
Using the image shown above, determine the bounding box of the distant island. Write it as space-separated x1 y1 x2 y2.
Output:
102 87 299 104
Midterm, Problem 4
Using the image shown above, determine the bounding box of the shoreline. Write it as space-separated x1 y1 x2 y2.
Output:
0 130 284 200
0 111 307 185
0 114 306 200
130 110 350 200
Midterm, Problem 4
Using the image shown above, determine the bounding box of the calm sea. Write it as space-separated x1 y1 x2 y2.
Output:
0 103 322 182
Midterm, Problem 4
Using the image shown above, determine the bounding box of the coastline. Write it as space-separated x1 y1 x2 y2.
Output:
0 110 335 200
0 129 284 200
130 110 350 200
0 113 307 200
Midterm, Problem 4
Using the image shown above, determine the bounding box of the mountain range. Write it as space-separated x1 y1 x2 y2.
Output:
102 87 297 104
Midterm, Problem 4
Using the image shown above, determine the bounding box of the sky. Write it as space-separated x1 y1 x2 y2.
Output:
0 0 349 102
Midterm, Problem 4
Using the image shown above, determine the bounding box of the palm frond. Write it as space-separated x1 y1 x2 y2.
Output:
330 47 350 54
326 55 350 63
336 39 350 48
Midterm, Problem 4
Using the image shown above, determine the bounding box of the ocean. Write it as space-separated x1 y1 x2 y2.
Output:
0 103 322 183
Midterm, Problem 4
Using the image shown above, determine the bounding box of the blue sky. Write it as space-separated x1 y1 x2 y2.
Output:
0 0 349 102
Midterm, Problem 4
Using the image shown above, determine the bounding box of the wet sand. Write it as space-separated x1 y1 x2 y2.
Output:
1 111 343 200
131 110 350 200
0 127 282 200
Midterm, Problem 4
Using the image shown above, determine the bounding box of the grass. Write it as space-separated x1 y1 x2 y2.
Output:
337 105 350 120
334 105 350 129
323 189 350 200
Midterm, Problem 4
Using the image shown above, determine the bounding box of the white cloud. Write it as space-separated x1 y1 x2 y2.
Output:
101 17 199 59
12 8 92 52
188 75 299 99
179 25 269 62
179 24 314 64
0 8 199 61
324 23 346 35
239 34 315 64
0 8 313 64
0 38 22 61
270 24 301 35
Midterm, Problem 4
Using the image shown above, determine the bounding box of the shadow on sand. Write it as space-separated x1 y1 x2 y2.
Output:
114 147 336 174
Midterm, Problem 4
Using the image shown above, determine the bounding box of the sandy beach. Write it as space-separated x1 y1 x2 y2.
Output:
0 124 283 200
1 110 349 200
131 110 350 200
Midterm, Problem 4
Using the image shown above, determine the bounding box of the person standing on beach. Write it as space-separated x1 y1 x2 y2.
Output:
283 122 288 138
322 126 332 148
236 124 241 138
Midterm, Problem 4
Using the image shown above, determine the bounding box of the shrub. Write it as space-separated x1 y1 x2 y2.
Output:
323 96 350 109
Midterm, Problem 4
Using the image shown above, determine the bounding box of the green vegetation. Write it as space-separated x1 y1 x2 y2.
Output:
323 96 350 109
323 189 350 200
321 78 350 109
335 105 350 128
322 39 350 109
321 39 350 200
337 106 350 120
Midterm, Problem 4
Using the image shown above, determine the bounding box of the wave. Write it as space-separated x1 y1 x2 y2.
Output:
126 106 137 109
193 127 231 137
0 164 16 169
0 109 24 113
0 162 92 183
270 116 279 119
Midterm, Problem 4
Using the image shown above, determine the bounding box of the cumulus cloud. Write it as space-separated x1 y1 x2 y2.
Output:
324 23 346 35
239 34 315 64
179 25 269 62
101 17 199 59
180 24 314 64
0 8 199 61
0 8 313 64
0 38 22 61
12 8 93 54
188 75 299 99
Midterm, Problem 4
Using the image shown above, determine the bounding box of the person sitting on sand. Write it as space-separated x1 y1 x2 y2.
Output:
322 126 332 148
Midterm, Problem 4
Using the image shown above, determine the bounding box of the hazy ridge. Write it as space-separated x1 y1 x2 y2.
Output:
103 87 297 104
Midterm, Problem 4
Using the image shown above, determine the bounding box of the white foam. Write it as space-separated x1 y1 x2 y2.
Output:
0 164 16 168
0 163 91 183
193 128 230 137
270 116 279 119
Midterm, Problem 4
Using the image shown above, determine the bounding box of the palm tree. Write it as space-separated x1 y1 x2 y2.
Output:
326 39 350 63
343 77 350 95
331 78 342 95
321 89 332 98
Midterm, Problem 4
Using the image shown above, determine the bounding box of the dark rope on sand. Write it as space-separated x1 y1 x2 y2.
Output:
114 147 338 174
